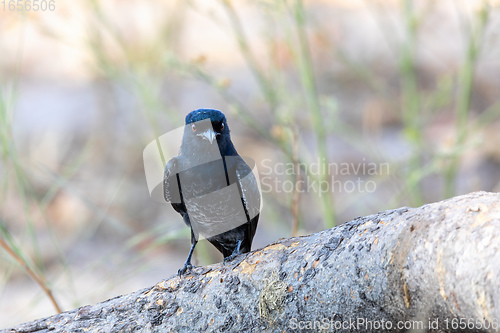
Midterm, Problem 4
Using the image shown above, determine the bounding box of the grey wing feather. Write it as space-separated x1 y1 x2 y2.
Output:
163 157 182 203
235 160 261 220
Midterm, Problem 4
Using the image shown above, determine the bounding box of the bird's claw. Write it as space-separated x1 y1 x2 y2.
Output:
178 263 193 277
223 253 238 265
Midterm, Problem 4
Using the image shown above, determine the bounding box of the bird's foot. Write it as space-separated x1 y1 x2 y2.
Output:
223 253 239 265
223 240 243 265
178 263 193 277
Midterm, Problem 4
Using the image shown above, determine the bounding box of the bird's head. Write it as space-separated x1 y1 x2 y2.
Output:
184 109 230 145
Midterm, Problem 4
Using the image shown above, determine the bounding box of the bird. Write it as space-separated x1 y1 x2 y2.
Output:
163 109 260 276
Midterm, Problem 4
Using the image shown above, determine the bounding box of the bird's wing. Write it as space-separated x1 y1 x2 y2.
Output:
234 158 261 221
163 157 182 204
233 156 260 251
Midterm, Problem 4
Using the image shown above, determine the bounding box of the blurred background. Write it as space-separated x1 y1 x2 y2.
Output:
1 0 500 327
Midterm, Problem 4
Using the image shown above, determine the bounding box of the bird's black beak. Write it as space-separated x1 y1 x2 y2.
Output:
199 128 217 144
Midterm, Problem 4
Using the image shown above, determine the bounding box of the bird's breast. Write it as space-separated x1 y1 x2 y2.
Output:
184 183 248 239
178 159 229 199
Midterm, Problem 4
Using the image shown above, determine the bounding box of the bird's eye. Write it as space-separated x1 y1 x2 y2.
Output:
192 124 197 132
220 123 224 131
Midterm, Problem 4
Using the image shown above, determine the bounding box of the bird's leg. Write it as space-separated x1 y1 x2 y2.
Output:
178 230 198 276
178 242 196 276
223 239 242 264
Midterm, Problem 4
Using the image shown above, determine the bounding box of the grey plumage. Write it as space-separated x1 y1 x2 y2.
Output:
163 109 260 276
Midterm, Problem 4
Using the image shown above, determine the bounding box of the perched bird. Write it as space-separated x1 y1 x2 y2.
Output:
163 109 260 276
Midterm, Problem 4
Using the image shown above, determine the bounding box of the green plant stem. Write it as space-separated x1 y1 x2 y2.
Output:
291 0 336 227
400 0 424 206
291 128 301 236
444 4 488 198
221 0 278 110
